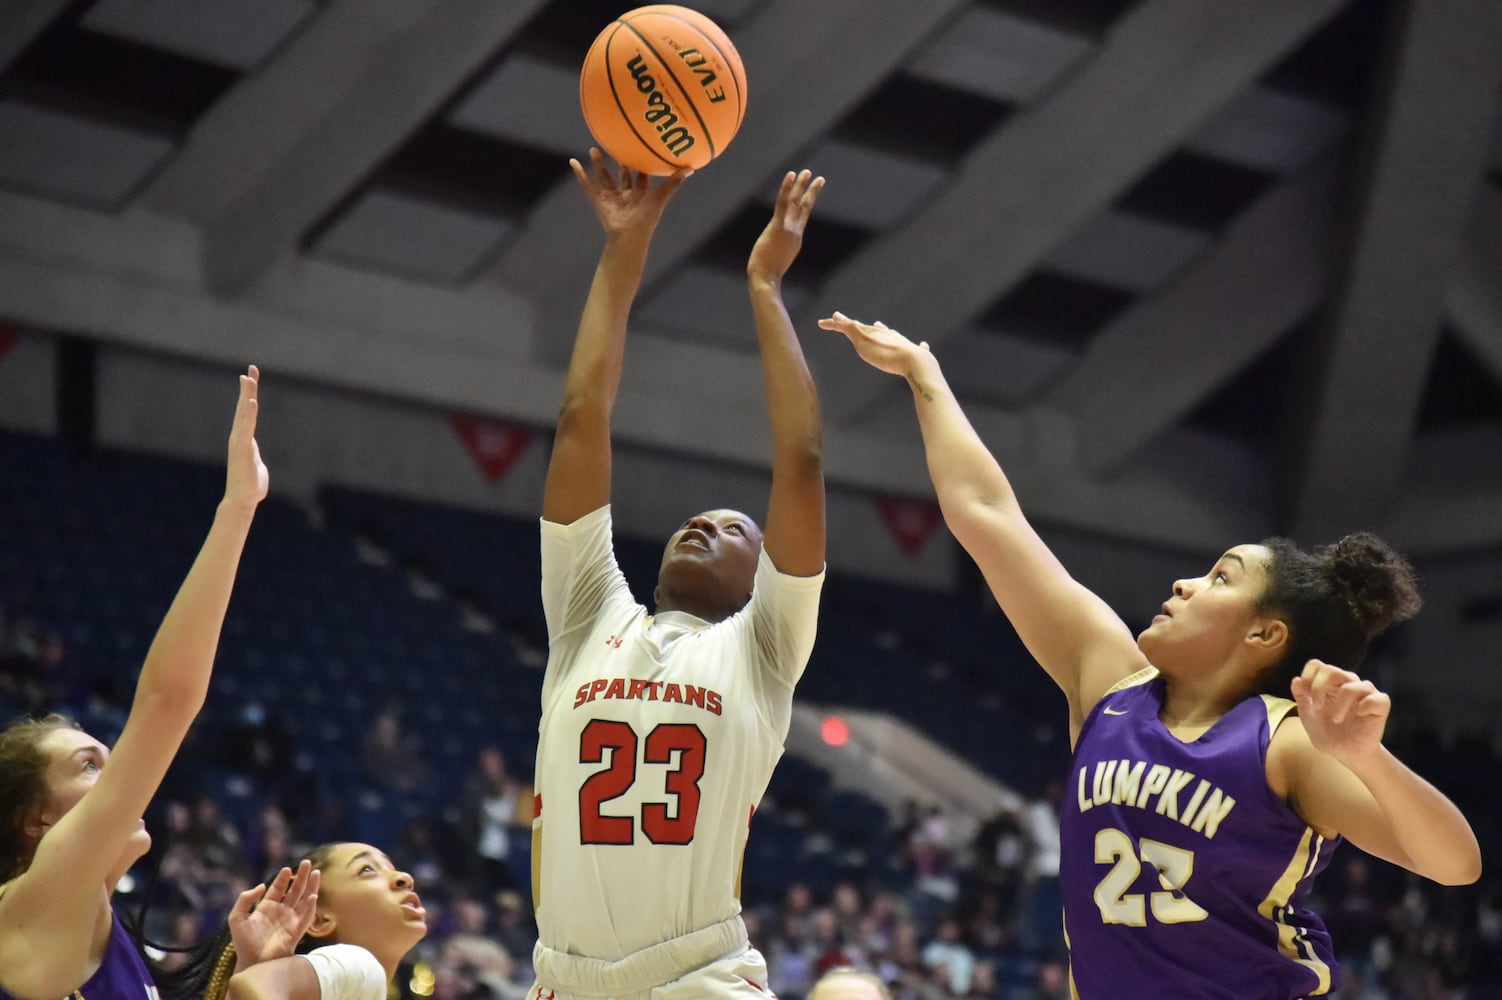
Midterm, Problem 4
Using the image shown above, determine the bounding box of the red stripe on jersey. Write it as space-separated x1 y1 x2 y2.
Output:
740 975 776 997
534 793 543 817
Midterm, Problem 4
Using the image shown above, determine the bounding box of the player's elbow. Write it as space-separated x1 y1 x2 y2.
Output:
1433 851 1483 886
555 392 612 436
773 433 823 478
1417 837 1483 886
939 493 1014 542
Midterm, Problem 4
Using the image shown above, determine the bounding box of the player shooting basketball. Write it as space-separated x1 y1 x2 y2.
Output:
526 149 826 1000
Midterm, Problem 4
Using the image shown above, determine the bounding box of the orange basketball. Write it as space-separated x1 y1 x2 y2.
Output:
579 5 747 176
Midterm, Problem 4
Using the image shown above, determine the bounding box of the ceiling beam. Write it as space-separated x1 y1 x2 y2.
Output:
141 0 548 296
1046 159 1340 474
807 0 1349 424
1290 0 1502 540
0 186 1258 551
1390 488 1502 555
486 0 970 368
0 0 68 71
1445 186 1502 384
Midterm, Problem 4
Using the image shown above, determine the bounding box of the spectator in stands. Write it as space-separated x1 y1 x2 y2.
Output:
765 907 819 999
0 612 71 716
0 366 285 1000
920 916 974 995
1031 957 1070 1000
831 882 866 946
1018 780 1062 952
218 699 297 793
457 746 528 894
957 887 1012 957
189 795 245 877
972 806 1028 911
488 890 536 975
909 806 957 903
434 896 527 1000
151 796 254 927
1324 855 1392 976
963 960 998 1000
811 907 855 978
245 804 298 884
362 707 424 794
398 817 449 891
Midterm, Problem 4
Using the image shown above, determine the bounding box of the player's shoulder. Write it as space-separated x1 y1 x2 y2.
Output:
1263 700 1314 800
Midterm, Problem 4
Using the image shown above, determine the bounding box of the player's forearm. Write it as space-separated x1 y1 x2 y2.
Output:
905 351 1023 527
562 233 658 413
749 275 821 464
134 500 256 714
1347 746 1481 885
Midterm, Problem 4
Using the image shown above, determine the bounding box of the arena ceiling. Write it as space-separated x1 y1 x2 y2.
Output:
1 0 1501 566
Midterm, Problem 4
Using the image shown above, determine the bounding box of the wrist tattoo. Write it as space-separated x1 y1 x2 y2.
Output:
908 376 934 402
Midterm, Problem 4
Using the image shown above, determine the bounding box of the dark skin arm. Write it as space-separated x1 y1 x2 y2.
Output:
541 149 690 525
747 170 826 576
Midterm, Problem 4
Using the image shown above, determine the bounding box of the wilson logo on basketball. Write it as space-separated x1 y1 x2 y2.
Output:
626 54 696 157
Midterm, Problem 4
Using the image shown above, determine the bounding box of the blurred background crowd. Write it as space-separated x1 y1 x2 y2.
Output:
1 433 1497 1000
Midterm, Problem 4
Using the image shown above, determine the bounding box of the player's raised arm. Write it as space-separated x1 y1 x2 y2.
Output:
747 170 825 577
542 149 691 526
0 366 268 999
818 316 1146 740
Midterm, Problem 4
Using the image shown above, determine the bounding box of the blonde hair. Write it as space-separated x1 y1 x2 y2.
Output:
0 713 80 881
811 967 892 1000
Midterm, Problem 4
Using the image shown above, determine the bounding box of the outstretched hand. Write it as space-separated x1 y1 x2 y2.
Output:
570 147 691 239
227 861 320 973
748 169 825 281
817 312 931 378
225 365 269 511
1292 659 1389 768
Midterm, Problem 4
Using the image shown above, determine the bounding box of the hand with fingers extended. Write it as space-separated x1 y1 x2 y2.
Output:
570 147 692 240
228 860 321 972
748 169 825 282
817 312 932 379
225 365 269 512
1292 659 1390 768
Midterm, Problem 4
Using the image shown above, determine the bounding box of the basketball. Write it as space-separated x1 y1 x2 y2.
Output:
579 5 747 176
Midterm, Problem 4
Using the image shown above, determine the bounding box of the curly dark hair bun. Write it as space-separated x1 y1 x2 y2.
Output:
1256 531 1422 696
1316 532 1422 639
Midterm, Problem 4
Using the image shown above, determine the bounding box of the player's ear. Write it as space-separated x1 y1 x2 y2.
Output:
1246 617 1288 652
305 904 337 940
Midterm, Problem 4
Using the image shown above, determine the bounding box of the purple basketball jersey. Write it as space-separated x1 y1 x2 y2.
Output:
0 911 157 1000
1059 669 1341 999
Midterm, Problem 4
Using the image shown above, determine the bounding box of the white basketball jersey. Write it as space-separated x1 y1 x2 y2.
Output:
534 507 822 962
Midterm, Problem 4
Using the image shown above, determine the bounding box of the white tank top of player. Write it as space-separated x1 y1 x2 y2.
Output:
535 506 822 961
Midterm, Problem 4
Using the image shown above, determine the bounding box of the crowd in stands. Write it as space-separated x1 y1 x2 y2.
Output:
1 434 1498 1000
4 593 1498 1000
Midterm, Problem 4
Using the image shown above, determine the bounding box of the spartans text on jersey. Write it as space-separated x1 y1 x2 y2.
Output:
573 677 724 715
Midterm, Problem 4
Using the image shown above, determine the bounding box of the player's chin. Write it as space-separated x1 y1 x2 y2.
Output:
401 915 430 944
